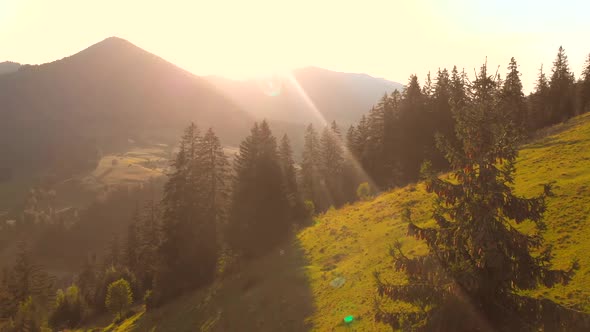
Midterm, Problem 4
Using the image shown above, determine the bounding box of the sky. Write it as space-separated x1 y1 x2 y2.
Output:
0 0 589 92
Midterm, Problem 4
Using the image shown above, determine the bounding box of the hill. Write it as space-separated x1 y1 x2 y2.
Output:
87 114 590 331
0 61 20 75
207 67 403 126
0 37 252 211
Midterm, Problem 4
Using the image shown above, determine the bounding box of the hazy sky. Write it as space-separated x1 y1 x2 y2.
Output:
1 0 589 92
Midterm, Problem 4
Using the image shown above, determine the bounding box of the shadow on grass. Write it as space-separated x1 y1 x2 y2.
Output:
131 236 316 332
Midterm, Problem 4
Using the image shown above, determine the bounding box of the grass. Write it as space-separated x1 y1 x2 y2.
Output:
86 113 590 331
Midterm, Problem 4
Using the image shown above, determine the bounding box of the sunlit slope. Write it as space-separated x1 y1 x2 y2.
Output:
101 112 590 332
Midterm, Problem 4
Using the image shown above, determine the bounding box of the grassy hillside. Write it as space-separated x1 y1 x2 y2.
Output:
87 112 590 331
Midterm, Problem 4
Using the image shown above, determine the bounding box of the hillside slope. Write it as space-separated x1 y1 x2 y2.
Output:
91 112 590 331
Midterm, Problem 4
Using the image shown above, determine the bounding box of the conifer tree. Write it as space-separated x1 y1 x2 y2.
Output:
123 208 140 275
301 124 322 208
319 121 345 206
579 53 590 114
430 68 453 170
529 65 551 130
500 57 527 135
197 128 230 228
158 123 220 299
278 134 303 220
375 62 583 331
549 46 576 122
228 121 290 257
397 75 426 181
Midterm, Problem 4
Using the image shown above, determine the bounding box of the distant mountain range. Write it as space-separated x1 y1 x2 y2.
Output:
207 67 403 126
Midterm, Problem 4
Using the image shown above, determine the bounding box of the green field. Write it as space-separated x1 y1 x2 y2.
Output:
83 113 590 332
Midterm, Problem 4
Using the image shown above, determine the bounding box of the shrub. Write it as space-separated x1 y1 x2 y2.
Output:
105 279 133 319
356 182 372 200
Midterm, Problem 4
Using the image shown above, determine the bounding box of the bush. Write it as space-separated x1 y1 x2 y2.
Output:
356 182 372 200
105 279 133 319
49 285 86 329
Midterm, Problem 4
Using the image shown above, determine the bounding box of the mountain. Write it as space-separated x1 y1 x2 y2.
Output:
0 37 252 180
0 61 20 75
207 66 404 126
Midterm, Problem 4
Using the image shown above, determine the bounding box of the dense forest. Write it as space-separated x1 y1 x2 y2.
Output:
1 46 590 331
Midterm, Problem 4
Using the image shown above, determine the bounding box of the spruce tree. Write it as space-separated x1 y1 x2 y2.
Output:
319 121 345 207
430 68 453 170
549 46 576 122
124 208 140 275
529 65 551 130
301 124 322 208
500 57 527 135
397 75 426 181
158 123 220 299
375 62 583 331
278 134 303 221
228 121 290 258
580 53 590 114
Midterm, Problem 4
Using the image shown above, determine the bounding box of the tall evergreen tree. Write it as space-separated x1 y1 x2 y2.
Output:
375 62 583 331
398 75 426 181
319 121 345 207
278 134 303 220
430 68 453 170
529 64 552 129
228 121 290 257
549 46 576 122
197 128 230 228
157 123 222 300
124 208 140 275
579 53 590 114
301 124 322 208
500 57 527 134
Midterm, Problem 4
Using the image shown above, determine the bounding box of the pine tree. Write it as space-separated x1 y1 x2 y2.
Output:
319 121 345 207
158 123 219 299
529 65 551 129
228 121 290 258
197 128 230 227
397 75 426 181
430 68 453 170
137 200 159 291
500 57 527 135
194 128 229 281
301 124 322 208
579 53 590 114
124 208 140 275
375 62 583 331
549 46 576 122
278 134 303 221
450 66 468 111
